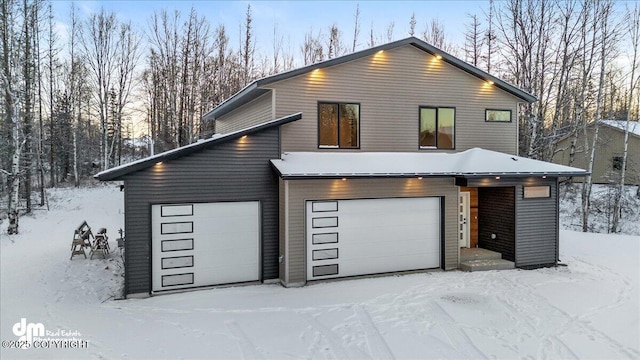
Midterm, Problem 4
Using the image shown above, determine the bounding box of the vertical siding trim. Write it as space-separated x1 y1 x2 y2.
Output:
284 179 290 285
556 178 560 263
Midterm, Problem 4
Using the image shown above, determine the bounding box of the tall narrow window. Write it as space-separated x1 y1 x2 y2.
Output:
420 107 455 149
319 102 359 148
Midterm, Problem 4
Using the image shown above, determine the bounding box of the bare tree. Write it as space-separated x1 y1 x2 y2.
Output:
302 29 324 65
464 14 482 67
327 24 345 59
1 0 23 233
422 18 454 53
409 13 416 37
611 4 640 233
484 0 497 72
581 0 619 232
80 8 118 171
352 3 360 52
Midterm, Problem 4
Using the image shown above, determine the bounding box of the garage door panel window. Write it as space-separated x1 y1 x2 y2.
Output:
161 204 194 217
313 248 339 261
312 201 338 212
161 256 194 269
161 238 194 252
312 232 339 244
313 264 339 277
312 217 338 228
162 273 194 287
161 222 193 235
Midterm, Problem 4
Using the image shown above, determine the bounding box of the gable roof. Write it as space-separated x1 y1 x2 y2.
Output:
270 148 587 179
600 120 640 138
95 112 302 181
204 37 536 120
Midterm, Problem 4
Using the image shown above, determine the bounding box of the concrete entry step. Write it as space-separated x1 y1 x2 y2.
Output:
460 247 503 262
460 258 515 272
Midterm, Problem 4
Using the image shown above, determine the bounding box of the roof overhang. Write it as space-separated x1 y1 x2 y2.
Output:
95 112 302 181
270 148 588 180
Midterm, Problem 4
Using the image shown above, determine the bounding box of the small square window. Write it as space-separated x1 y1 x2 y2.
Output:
486 109 512 122
612 156 624 171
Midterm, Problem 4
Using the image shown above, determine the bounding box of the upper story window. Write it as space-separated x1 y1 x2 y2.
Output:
486 109 512 122
318 102 360 148
419 107 455 149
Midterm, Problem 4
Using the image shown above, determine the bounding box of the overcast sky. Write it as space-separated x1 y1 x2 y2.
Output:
52 1 489 56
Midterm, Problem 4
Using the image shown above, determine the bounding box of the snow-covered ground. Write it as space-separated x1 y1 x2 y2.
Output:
1 184 638 359
560 183 640 236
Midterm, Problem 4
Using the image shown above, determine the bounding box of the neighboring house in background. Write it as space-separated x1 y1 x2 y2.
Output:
552 120 639 185
96 37 586 298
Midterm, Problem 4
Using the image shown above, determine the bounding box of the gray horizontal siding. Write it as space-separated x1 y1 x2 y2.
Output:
271 45 520 154
283 177 458 285
515 180 558 267
215 92 273 134
122 128 280 295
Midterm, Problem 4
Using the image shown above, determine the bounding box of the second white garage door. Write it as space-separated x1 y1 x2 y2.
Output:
151 201 260 292
306 197 441 280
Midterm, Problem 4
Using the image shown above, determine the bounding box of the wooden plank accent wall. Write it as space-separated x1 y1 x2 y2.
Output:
122 128 280 295
269 45 520 154
215 92 273 134
478 187 515 261
282 177 458 286
515 180 558 267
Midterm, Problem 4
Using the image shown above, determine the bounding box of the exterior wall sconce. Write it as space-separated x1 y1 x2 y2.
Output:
487 80 495 85
341 178 347 181
435 54 442 60
495 176 500 180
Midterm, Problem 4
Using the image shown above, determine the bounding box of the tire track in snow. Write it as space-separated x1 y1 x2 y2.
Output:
225 320 265 360
300 312 370 359
354 305 395 360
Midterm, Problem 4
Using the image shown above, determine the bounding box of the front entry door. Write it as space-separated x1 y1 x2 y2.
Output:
459 192 470 248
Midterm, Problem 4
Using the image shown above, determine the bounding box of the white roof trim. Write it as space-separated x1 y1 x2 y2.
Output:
270 148 587 178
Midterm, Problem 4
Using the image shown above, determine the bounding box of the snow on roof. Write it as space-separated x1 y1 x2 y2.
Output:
270 148 587 178
599 120 640 137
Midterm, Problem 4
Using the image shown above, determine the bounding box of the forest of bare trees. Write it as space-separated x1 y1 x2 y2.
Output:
1 0 639 234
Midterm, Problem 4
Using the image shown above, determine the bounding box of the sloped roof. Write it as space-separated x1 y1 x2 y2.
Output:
95 112 302 181
270 148 587 179
204 37 536 120
600 120 640 137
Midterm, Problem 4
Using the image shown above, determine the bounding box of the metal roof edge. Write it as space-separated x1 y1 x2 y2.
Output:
95 112 302 181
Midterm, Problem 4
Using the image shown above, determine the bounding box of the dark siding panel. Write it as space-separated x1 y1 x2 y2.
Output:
123 128 280 295
516 180 558 267
478 187 515 261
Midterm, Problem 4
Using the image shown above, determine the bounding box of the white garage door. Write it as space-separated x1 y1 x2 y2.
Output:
306 197 440 280
152 202 260 292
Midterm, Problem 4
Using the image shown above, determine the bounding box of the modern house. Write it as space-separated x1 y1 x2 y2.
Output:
96 37 587 298
552 120 639 185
